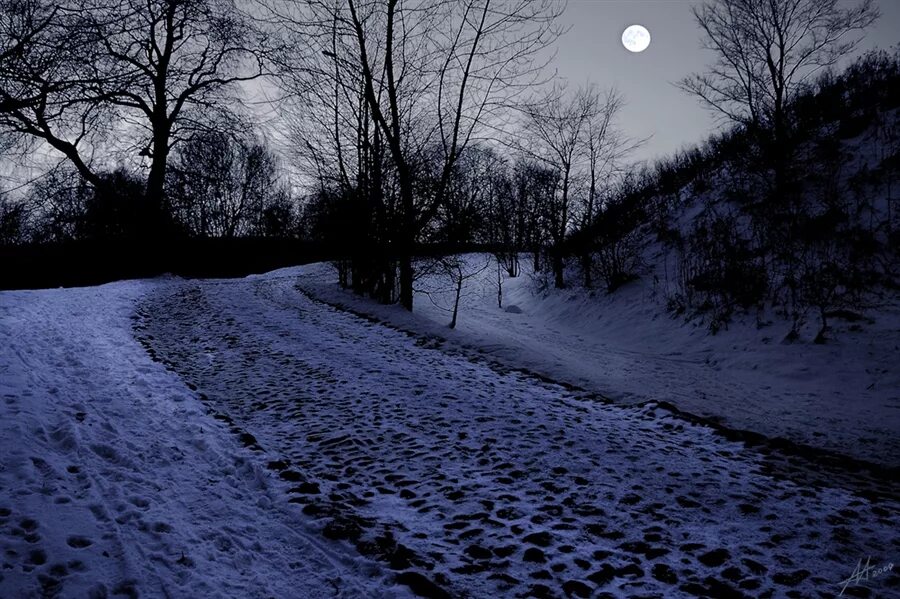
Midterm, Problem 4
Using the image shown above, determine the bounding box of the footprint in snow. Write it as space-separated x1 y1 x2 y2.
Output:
66 536 93 549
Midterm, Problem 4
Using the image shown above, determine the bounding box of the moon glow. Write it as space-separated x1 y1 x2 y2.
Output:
622 24 651 53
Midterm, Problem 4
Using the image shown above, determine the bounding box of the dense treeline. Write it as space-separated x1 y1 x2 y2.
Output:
0 134 297 245
1 0 894 337
0 237 331 289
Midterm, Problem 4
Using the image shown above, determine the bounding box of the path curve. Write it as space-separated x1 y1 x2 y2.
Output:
137 274 899 598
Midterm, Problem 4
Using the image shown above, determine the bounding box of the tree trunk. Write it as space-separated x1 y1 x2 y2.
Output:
496 259 503 308
399 255 414 310
449 269 463 328
582 252 592 289
555 171 570 289
553 250 565 289
814 307 828 344
145 124 171 237
397 178 415 310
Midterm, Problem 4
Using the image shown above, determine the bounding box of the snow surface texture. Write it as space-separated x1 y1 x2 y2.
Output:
131 271 898 598
296 258 900 469
0 281 404 598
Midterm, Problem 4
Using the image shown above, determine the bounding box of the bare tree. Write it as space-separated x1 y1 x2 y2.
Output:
678 0 878 198
578 88 639 288
520 84 598 288
512 157 556 273
0 0 267 229
271 0 563 310
351 0 564 309
438 144 502 244
0 0 60 115
418 253 492 329
168 130 289 237
25 166 92 242
0 1 102 183
0 189 30 244
484 159 520 277
582 91 623 227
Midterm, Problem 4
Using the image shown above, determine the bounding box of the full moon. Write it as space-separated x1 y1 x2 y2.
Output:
622 24 651 53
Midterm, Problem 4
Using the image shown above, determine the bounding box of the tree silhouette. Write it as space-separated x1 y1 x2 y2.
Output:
0 0 267 232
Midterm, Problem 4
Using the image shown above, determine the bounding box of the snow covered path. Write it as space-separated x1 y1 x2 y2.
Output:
0 282 402 598
135 273 899 598
295 262 900 468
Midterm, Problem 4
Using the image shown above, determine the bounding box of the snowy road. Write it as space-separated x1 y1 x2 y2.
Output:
0 281 403 598
133 273 898 598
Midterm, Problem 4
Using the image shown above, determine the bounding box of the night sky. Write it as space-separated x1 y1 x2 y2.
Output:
554 0 900 164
